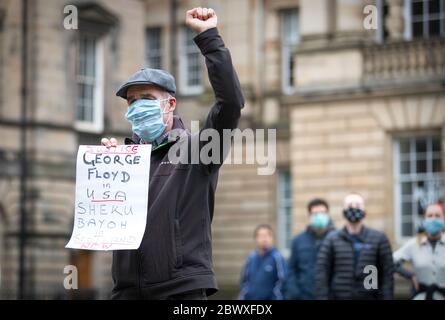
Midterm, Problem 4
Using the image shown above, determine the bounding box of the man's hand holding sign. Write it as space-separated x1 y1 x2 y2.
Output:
67 8 244 300
66 144 151 250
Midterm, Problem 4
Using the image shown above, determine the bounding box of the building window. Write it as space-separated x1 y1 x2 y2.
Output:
277 170 293 256
179 27 203 95
75 35 104 132
404 0 445 39
145 27 162 69
394 135 443 240
281 9 299 95
376 0 390 43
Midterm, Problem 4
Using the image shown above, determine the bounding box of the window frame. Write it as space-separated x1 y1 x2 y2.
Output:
376 0 390 43
404 0 445 40
145 27 163 69
74 34 104 133
179 26 203 96
277 169 293 257
393 133 443 243
281 8 300 95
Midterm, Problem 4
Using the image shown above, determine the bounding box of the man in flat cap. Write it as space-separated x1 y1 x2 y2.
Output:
102 7 244 299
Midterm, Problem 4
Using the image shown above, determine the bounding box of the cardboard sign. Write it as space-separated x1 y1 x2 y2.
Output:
66 145 151 251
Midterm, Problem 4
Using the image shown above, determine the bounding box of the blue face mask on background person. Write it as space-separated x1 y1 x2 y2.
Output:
310 212 330 230
423 217 445 235
125 98 169 142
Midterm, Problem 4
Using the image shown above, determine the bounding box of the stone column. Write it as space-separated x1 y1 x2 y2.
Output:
386 0 405 40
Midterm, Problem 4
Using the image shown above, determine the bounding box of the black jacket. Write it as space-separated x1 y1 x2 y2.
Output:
315 226 394 300
111 27 244 299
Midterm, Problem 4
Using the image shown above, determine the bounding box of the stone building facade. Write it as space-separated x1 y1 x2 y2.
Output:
0 0 443 299
288 0 445 298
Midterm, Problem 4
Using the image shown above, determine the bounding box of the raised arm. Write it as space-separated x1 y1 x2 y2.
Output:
186 7 245 133
184 8 245 172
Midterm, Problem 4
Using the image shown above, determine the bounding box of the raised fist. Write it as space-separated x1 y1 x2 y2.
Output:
185 7 217 34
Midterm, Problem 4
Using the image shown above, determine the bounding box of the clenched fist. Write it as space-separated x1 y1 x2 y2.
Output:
185 7 217 34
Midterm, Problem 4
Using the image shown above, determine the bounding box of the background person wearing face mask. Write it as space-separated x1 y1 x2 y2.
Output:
100 7 245 300
315 193 394 300
285 198 335 300
393 203 445 300
239 225 287 300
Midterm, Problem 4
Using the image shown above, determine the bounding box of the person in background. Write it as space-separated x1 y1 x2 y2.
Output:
285 198 335 300
393 203 445 300
239 224 287 300
316 192 394 299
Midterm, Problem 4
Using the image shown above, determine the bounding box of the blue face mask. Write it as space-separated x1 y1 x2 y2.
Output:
310 212 330 230
423 218 445 236
125 99 169 142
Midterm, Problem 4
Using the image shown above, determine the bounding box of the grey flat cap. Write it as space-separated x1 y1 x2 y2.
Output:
116 68 176 99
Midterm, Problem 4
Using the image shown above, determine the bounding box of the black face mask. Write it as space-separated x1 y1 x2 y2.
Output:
343 207 365 223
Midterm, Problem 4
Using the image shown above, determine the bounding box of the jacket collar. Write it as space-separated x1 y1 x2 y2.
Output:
255 246 275 257
306 222 335 238
339 225 369 242
419 233 445 245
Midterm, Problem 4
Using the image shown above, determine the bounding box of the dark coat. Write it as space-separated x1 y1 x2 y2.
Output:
315 226 394 300
285 226 334 299
111 27 244 299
